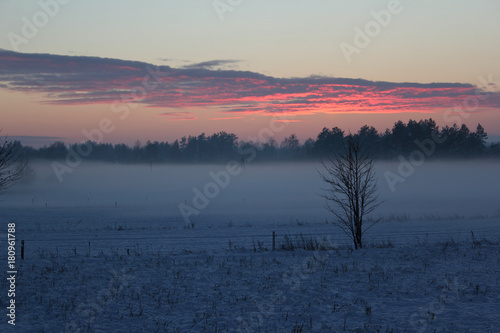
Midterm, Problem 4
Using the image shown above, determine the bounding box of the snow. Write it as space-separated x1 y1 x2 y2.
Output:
1 161 499 332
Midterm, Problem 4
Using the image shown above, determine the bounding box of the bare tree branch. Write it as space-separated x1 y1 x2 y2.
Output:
319 135 382 249
0 133 26 193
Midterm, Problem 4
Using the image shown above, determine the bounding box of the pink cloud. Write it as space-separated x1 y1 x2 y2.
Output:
158 112 197 121
1 50 499 117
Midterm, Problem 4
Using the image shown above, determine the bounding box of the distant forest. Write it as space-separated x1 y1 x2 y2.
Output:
15 119 500 163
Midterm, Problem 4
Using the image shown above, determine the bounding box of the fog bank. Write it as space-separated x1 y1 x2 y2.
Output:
3 160 499 222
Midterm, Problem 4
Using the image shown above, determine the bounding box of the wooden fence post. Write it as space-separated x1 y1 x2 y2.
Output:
272 231 276 251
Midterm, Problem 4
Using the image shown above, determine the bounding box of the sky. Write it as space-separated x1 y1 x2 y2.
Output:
0 0 499 146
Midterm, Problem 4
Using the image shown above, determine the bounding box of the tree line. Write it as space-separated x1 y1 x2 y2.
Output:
16 119 500 163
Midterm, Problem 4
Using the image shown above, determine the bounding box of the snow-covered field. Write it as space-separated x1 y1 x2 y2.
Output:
1 161 499 332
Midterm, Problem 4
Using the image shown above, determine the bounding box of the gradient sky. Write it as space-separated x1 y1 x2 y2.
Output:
1 0 499 146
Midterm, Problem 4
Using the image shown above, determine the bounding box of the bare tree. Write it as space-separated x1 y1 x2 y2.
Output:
319 135 381 249
0 134 27 193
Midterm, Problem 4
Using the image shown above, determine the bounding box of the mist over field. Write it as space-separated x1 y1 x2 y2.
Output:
2 160 500 332
3 160 499 221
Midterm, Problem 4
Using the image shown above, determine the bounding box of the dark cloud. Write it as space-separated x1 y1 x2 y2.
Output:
182 60 241 70
8 135 64 140
159 112 194 116
1 49 499 115
158 112 197 121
